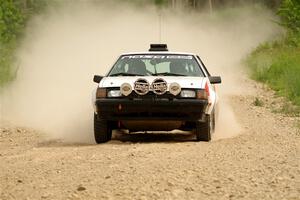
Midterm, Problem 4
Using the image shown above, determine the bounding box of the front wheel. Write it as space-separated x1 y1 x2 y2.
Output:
195 114 214 142
94 114 112 143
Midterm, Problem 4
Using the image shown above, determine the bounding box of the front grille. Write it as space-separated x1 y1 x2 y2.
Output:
128 91 175 99
113 111 195 119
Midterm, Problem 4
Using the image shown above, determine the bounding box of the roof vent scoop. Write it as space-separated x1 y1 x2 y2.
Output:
149 44 168 52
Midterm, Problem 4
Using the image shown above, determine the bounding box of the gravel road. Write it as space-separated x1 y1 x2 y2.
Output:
0 78 299 200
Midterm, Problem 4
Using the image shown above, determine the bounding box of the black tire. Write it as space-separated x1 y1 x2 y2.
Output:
195 114 213 142
94 114 112 143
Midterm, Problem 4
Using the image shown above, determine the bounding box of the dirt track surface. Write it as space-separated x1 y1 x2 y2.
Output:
0 79 299 200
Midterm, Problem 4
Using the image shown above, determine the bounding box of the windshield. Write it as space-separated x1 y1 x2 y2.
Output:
108 54 204 77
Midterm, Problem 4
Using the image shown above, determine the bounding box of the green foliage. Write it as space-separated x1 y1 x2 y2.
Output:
0 0 24 86
246 34 300 111
253 97 264 107
154 0 166 5
278 0 300 33
0 0 24 43
0 41 17 85
0 0 51 86
246 0 300 115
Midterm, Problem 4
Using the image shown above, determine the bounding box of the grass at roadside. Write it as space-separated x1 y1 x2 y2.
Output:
246 33 300 115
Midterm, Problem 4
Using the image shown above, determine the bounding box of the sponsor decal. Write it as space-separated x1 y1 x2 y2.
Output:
122 55 193 60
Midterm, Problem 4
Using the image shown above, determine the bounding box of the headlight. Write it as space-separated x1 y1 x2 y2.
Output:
96 88 106 98
107 90 122 97
180 90 196 98
169 82 181 96
120 83 132 96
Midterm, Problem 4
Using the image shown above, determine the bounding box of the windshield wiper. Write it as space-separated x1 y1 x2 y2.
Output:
110 72 145 77
153 72 186 76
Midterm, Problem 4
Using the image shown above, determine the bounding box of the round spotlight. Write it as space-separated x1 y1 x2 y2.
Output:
134 78 150 95
152 78 168 95
120 83 132 96
169 82 181 96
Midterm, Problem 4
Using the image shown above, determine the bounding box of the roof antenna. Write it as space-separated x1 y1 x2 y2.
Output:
157 9 162 43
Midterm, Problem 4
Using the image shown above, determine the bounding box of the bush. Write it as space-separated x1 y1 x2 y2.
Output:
246 36 300 111
0 0 24 86
278 0 300 33
246 0 300 114
0 0 24 43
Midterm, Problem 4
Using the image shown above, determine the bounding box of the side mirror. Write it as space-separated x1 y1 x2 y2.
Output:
93 75 103 83
209 76 222 84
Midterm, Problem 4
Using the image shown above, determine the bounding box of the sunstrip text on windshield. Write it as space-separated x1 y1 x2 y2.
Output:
121 55 193 60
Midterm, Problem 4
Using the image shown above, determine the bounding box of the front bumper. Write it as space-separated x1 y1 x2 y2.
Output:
95 98 208 121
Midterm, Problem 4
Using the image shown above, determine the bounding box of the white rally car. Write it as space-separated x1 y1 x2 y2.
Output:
92 44 221 143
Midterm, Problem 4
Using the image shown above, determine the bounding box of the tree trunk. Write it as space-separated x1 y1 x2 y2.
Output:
209 0 213 13
23 0 27 10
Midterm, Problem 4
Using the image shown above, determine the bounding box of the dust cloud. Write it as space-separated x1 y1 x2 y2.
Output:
0 1 281 143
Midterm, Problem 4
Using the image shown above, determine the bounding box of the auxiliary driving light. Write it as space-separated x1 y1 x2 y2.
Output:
134 79 150 95
169 82 181 96
120 83 132 96
152 78 168 95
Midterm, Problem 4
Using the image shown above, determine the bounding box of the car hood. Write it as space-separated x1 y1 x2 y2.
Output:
99 76 207 89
